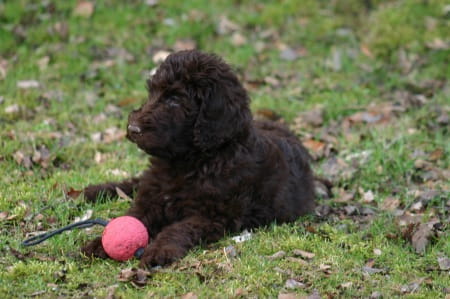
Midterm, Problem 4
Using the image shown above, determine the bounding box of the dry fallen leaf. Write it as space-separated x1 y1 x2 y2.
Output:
437 256 450 270
380 197 400 211
267 251 286 260
173 39 197 52
279 47 298 61
37 56 50 71
152 50 171 64
73 209 93 223
216 15 240 35
339 282 353 289
107 169 129 177
105 284 119 299
286 257 308 266
361 190 375 203
0 211 9 221
292 249 315 259
73 1 94 18
66 187 82 199
411 223 434 254
5 104 20 114
118 268 151 287
319 264 332 274
115 187 132 201
230 32 247 46
360 44 374 58
428 148 444 161
303 139 326 159
17 80 40 89
294 107 324 128
181 292 198 299
13 150 33 168
231 230 252 243
362 266 385 275
278 293 301 299
0 58 7 79
223 245 237 259
255 108 281 121
285 279 306 289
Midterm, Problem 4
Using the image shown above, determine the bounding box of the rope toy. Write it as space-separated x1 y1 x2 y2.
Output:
22 216 149 261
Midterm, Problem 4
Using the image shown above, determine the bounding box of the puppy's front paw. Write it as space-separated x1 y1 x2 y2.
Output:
81 237 108 259
139 244 186 268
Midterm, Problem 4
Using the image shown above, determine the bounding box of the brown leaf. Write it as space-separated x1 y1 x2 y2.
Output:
285 257 308 265
380 197 400 211
294 107 324 128
360 44 374 58
362 266 385 275
181 292 198 299
32 145 51 168
216 15 239 35
37 56 49 71
0 57 8 80
103 127 126 144
319 264 332 274
118 268 151 287
437 257 450 270
17 80 40 89
397 212 422 226
334 188 355 203
0 211 8 221
118 268 137 281
5 104 20 114
321 156 356 181
428 148 444 161
278 293 301 299
266 250 286 260
361 190 375 203
339 282 353 289
115 187 132 202
411 223 434 253
224 245 237 259
152 50 171 64
306 289 321 299
73 1 94 18
285 279 306 289
53 22 69 39
230 32 247 46
173 39 196 52
105 284 119 299
256 108 281 121
314 179 332 199
66 187 82 199
279 47 298 61
13 150 33 168
303 139 326 158
426 38 449 50
292 249 315 259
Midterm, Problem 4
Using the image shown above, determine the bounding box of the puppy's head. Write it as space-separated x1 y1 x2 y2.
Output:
127 50 252 159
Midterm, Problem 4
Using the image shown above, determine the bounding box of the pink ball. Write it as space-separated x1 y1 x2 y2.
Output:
101 216 149 261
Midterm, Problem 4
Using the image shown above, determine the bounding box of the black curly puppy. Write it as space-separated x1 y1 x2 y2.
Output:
82 50 315 268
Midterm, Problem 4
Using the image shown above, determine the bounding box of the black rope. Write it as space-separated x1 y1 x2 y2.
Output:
22 218 109 247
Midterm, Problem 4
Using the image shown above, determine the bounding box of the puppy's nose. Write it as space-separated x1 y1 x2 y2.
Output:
127 124 141 133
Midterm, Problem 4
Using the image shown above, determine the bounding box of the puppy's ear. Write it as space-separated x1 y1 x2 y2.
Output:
194 83 251 151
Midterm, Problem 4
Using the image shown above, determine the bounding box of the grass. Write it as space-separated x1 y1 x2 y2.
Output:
0 0 449 298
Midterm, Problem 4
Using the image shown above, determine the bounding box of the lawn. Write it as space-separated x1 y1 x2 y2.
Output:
0 0 449 298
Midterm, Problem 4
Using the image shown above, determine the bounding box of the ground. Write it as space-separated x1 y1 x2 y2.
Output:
0 0 449 298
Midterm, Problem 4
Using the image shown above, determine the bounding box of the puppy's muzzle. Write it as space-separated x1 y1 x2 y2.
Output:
128 125 141 134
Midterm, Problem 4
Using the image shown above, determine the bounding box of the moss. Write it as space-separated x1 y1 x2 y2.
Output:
362 0 450 60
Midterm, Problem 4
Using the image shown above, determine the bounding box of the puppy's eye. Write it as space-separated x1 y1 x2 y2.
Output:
166 96 180 107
